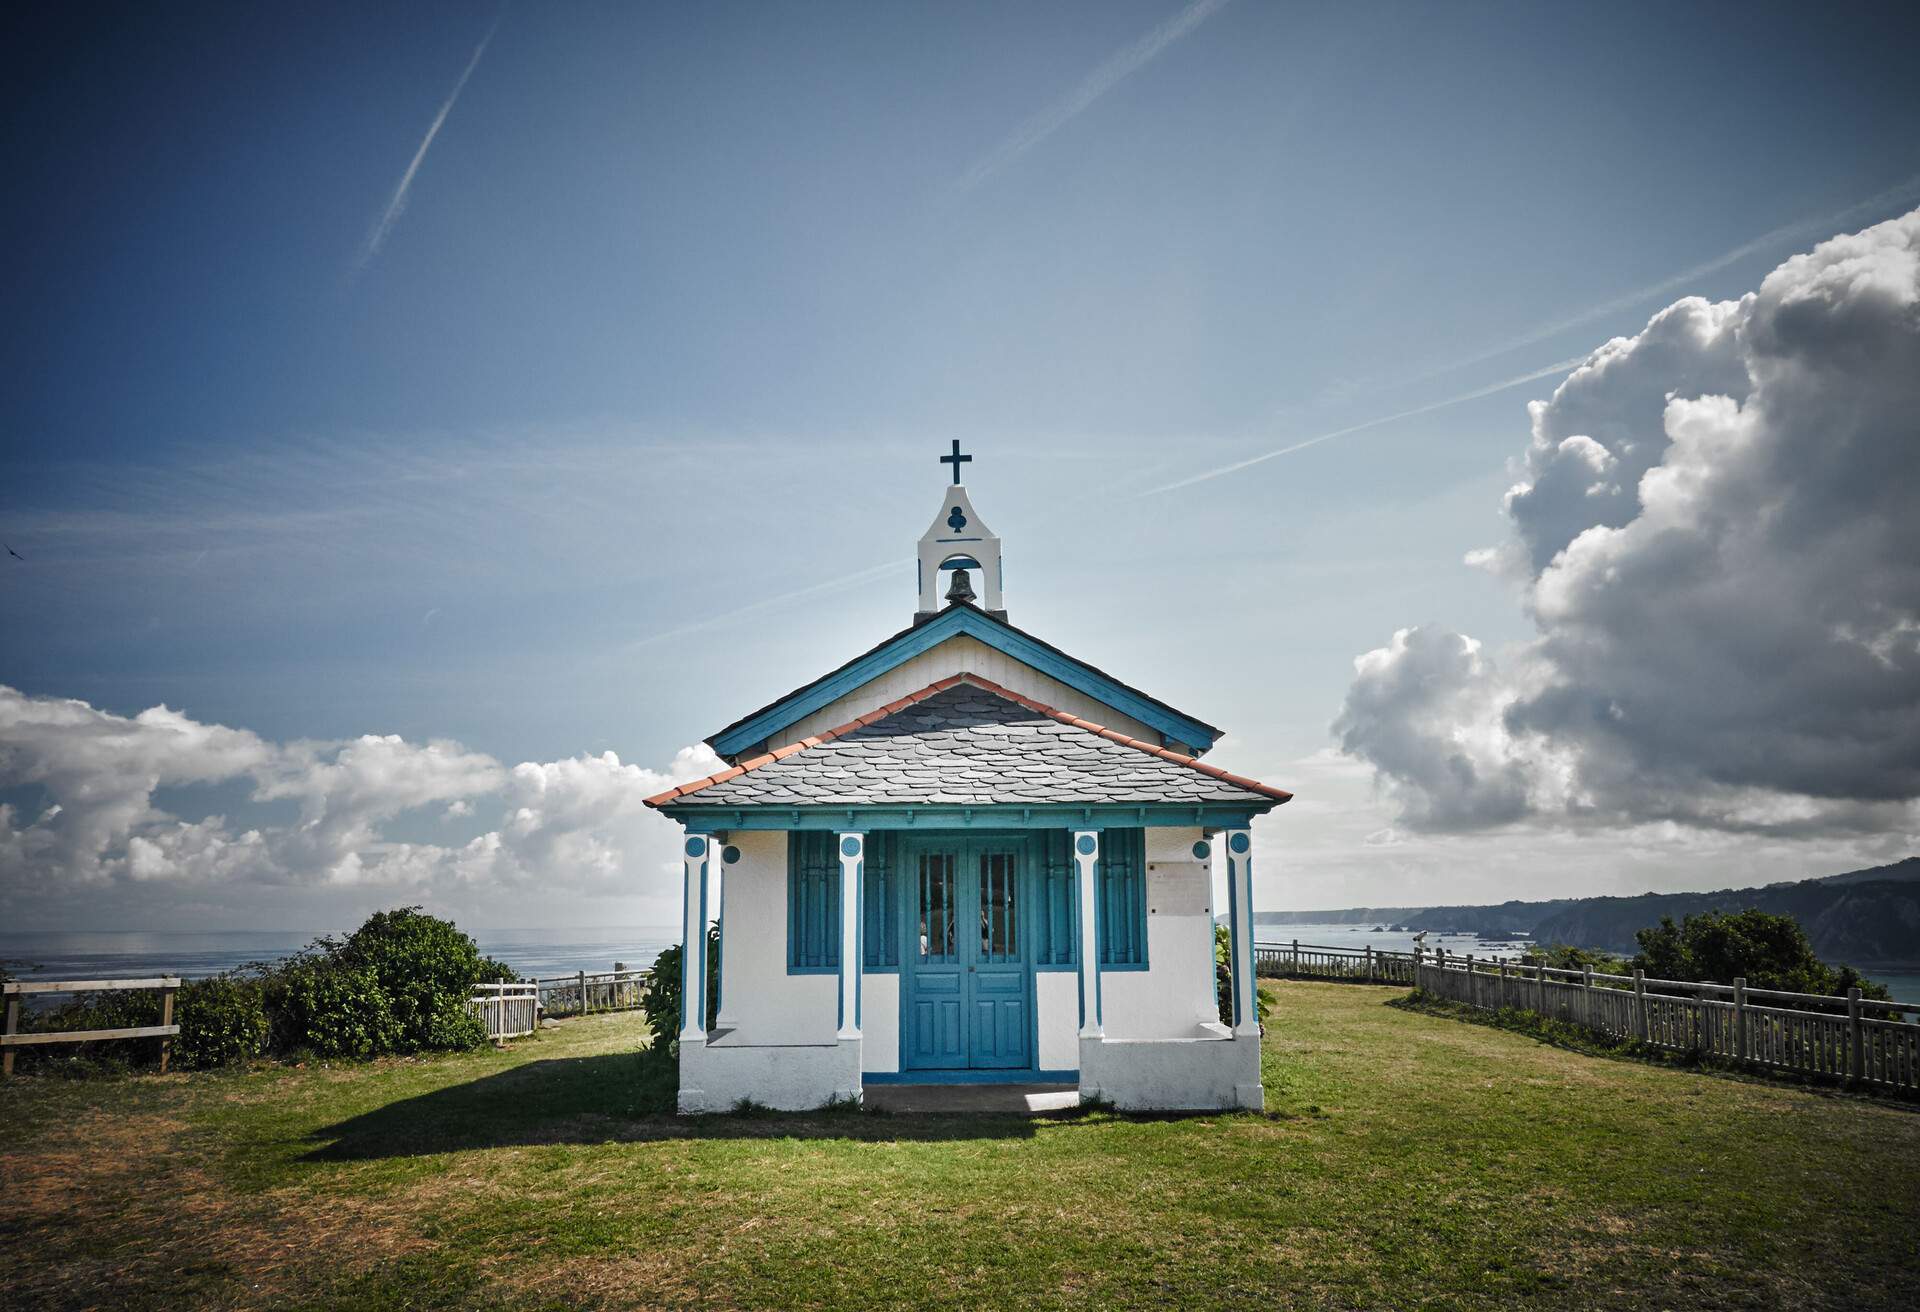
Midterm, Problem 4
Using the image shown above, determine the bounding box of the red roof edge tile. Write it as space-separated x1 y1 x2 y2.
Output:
645 670 1293 809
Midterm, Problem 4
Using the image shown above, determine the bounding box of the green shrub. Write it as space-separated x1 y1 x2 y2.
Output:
1214 924 1273 1028
337 907 489 1052
1520 943 1629 975
1633 909 1892 1000
176 974 268 1069
641 924 720 1056
266 954 400 1059
476 956 522 984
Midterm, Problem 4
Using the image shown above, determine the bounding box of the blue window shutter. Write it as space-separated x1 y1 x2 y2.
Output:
1036 830 1076 966
787 831 839 972
863 833 898 969
1097 828 1147 967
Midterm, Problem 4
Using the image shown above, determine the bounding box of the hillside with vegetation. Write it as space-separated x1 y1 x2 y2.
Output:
1259 857 1920 966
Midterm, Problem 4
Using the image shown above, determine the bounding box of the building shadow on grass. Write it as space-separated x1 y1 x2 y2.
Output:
301 1050 1118 1160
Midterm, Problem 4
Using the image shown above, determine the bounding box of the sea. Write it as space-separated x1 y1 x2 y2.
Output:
5 922 1916 1004
0 927 680 986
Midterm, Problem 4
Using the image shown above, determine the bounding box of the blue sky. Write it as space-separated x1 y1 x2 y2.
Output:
3 2 1918 931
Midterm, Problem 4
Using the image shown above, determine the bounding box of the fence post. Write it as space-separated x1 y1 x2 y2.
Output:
1365 946 1375 983
158 982 177 1074
1582 966 1593 1028
1291 939 1299 974
1633 969 1647 1043
1847 987 1864 1083
1732 977 1746 1063
2 991 17 1077
578 970 587 1016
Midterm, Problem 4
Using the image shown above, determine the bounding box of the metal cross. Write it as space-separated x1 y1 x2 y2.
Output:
940 439 972 485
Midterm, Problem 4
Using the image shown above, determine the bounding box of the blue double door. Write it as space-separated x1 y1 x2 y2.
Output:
901 836 1034 1072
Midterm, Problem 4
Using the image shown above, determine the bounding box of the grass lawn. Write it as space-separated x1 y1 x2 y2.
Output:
4 980 1918 1310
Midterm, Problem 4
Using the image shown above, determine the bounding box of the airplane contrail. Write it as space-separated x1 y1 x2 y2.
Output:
1141 355 1588 498
1400 170 1920 385
954 0 1232 195
354 8 506 274
629 559 910 651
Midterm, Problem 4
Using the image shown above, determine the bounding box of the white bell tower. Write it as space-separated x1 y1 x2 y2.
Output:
915 441 1005 624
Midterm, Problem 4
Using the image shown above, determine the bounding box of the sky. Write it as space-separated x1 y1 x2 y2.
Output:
2 1 1917 932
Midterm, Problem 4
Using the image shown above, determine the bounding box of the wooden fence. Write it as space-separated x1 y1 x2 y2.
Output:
1411 950 1920 1094
467 983 541 1041
466 969 649 1041
2 977 181 1076
533 969 646 1017
1255 940 1418 985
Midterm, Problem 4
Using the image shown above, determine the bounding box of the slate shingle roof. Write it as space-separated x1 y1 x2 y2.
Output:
646 674 1291 811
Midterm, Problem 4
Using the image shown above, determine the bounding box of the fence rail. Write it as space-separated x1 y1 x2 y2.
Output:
465 969 650 1042
467 983 541 1041
1255 940 1920 1094
1410 950 1920 1094
532 969 647 1018
1255 940 1417 985
2 977 181 1076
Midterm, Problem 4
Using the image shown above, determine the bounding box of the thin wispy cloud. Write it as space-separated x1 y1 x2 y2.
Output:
627 559 910 652
1403 169 1920 385
353 7 507 275
1141 356 1587 498
954 0 1232 195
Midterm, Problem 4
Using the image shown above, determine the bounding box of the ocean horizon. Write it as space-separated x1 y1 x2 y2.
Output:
0 927 683 986
7 923 1915 1004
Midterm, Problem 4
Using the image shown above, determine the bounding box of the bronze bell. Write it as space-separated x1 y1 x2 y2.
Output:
945 567 977 605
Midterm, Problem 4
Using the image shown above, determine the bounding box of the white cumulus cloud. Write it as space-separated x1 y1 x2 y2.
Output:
0 684 718 925
1336 207 1920 839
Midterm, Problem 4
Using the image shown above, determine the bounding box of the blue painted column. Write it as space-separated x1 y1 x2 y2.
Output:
679 835 710 1043
836 832 864 1040
1225 828 1258 1036
1074 830 1103 1038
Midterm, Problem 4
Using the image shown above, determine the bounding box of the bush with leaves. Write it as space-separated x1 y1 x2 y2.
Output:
641 924 721 1058
176 974 269 1069
1632 909 1891 1001
266 953 400 1059
336 907 490 1052
1214 924 1273 1028
1519 943 1630 976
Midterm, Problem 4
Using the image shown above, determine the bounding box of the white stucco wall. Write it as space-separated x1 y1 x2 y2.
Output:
681 1037 860 1113
775 634 1164 749
1036 970 1079 1070
712 830 837 1047
862 971 899 1073
1097 827 1220 1042
1079 1034 1262 1111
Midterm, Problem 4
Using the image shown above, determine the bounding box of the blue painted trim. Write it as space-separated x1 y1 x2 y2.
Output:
707 606 1221 757
715 857 727 1020
862 1069 1079 1086
1035 961 1078 973
854 850 864 1029
938 555 981 570
787 831 840 975
693 859 709 1030
672 804 1266 832
1226 852 1241 1028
